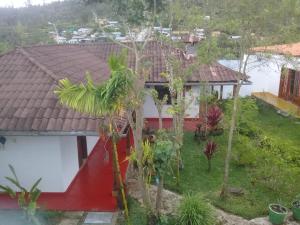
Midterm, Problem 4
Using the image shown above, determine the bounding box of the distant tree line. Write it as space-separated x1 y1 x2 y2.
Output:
0 0 113 54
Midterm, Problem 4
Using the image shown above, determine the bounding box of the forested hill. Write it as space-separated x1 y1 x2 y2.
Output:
0 0 113 53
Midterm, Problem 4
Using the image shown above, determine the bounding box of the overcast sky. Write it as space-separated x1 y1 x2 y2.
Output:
0 0 61 8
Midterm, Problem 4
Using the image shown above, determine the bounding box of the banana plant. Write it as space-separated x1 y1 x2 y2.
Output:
0 165 42 225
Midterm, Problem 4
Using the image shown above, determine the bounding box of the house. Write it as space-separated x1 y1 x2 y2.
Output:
251 43 300 105
77 28 93 36
55 36 67 44
220 42 300 116
0 41 245 211
0 44 130 211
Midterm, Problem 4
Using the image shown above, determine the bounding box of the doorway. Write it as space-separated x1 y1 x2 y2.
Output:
77 136 88 167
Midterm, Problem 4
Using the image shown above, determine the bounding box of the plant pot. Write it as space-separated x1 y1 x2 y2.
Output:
292 200 300 221
268 204 288 225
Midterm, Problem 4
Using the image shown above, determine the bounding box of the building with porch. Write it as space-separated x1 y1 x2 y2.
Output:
220 42 300 117
0 41 244 211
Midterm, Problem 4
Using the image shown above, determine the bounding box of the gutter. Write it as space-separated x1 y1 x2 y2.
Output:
146 80 252 86
0 124 129 138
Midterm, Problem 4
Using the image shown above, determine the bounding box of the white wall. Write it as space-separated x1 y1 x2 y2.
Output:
59 136 78 190
86 136 99 155
0 136 64 192
143 87 172 118
185 86 200 118
219 55 300 97
143 85 235 119
0 135 100 193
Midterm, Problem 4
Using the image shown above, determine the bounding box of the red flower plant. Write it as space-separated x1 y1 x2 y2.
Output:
207 105 223 130
203 141 217 172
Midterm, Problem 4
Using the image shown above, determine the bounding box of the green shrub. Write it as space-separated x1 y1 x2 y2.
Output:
252 150 300 195
177 194 216 225
238 121 262 138
232 135 257 166
223 97 259 129
157 215 176 225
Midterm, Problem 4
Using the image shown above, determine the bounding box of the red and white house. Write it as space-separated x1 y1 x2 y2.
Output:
0 42 244 211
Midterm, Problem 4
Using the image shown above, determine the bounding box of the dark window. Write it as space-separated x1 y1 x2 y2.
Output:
154 86 172 105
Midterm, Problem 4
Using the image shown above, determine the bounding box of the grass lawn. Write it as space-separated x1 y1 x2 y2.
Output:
164 102 300 219
116 198 148 225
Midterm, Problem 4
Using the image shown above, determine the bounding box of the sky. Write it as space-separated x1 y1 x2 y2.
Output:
0 0 61 8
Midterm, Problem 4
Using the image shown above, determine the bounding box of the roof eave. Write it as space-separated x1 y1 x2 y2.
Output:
0 130 99 136
145 81 245 86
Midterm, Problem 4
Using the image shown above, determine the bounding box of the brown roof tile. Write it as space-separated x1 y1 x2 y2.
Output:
0 41 241 134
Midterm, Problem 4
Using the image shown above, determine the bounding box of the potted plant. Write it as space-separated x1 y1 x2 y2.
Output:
292 194 300 221
268 203 288 225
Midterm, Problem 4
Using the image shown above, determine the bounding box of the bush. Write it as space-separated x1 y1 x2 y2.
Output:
207 105 223 130
251 149 300 195
177 194 216 225
232 135 257 166
238 121 262 138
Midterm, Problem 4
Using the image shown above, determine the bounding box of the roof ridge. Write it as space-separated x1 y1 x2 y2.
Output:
18 47 59 82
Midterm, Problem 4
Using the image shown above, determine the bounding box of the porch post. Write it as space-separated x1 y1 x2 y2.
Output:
232 85 237 98
220 85 224 100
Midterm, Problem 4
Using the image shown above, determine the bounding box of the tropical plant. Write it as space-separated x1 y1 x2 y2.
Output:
207 105 223 131
177 194 216 225
127 130 175 217
153 130 175 216
162 55 194 186
127 140 155 185
0 165 42 225
55 52 133 223
203 141 217 172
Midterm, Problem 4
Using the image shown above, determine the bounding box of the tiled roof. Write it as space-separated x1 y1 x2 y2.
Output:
252 42 300 57
81 41 245 83
0 42 242 134
0 47 125 135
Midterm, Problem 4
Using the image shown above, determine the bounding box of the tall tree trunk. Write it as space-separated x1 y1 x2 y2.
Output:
158 110 163 130
220 52 248 198
220 81 241 198
109 122 130 223
155 176 164 216
131 105 153 212
130 52 154 214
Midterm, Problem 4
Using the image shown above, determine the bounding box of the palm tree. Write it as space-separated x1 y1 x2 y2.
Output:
55 53 133 222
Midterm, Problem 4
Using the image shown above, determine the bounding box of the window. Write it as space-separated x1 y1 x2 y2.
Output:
154 86 172 105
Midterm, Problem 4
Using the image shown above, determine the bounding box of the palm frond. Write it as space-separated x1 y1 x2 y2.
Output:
55 53 134 120
55 75 106 117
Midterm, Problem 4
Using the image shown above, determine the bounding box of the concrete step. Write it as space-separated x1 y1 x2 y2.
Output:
83 212 117 225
